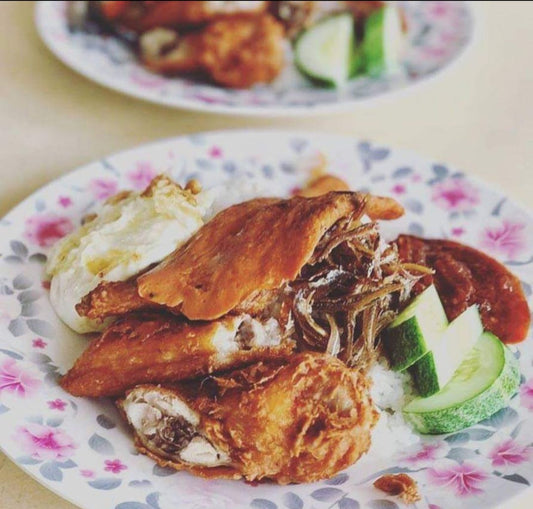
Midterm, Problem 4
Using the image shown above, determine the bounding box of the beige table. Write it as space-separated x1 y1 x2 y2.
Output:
0 2 532 508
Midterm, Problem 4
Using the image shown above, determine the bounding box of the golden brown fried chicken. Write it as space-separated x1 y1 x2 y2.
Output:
137 12 285 87
297 174 351 197
139 28 204 74
60 311 294 397
199 13 285 88
77 192 404 322
118 352 378 483
103 1 269 32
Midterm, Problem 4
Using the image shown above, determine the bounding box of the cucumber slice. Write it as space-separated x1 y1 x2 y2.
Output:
382 285 448 371
410 306 483 397
363 5 405 77
404 332 521 434
294 13 355 88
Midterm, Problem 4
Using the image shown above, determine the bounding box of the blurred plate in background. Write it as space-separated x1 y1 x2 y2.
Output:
35 1 474 116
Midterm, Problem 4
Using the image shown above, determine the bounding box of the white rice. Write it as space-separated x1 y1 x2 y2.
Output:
367 357 421 456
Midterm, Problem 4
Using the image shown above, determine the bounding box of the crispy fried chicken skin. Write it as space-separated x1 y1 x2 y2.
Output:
137 193 363 318
101 1 269 32
60 311 293 397
77 192 404 323
138 12 285 87
396 235 531 343
118 352 378 483
297 174 351 197
139 29 204 75
199 13 285 88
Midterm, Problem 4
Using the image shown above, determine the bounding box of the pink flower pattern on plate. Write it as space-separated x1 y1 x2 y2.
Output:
424 1 456 21
32 338 47 349
58 196 72 208
451 227 465 237
427 461 489 496
89 178 118 201
104 459 127 473
127 162 157 190
399 441 449 468
129 69 165 89
47 399 67 411
208 146 223 158
391 184 406 195
487 439 532 469
519 378 533 411
80 469 95 478
479 220 526 260
0 359 41 398
431 178 479 211
15 423 76 461
24 213 74 248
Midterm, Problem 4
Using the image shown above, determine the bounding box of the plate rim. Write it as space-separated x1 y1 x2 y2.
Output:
34 1 476 117
2 127 533 221
0 128 531 509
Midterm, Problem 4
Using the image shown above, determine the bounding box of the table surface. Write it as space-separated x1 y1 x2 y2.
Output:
0 2 532 508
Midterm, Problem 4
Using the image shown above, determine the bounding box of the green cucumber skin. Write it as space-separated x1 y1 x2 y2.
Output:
293 13 355 89
349 48 365 78
404 345 520 434
363 7 385 77
409 352 440 397
382 317 428 371
294 59 336 89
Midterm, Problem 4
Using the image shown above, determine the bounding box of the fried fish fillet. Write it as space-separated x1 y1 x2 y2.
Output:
77 192 404 322
60 311 293 397
118 352 378 483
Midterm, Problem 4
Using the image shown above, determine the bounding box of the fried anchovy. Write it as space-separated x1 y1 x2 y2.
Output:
291 217 427 369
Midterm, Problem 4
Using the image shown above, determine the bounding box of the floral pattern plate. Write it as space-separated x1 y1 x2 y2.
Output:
0 130 532 509
35 1 474 116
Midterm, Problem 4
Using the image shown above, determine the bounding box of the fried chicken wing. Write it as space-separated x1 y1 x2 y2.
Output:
137 193 363 319
118 352 378 483
104 1 268 32
199 13 285 88
77 192 405 323
297 174 403 220
297 174 351 197
76 279 153 321
60 311 293 397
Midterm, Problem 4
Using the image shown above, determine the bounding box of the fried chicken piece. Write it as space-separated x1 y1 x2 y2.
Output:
199 13 285 88
364 194 405 220
77 192 404 322
269 1 317 39
106 1 269 32
118 352 378 483
374 473 421 504
297 174 351 198
76 279 152 321
60 311 294 397
137 12 284 87
137 193 362 319
344 1 385 20
296 174 404 219
139 28 203 74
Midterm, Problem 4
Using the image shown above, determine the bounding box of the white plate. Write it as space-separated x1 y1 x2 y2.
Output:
0 130 531 509
35 2 474 116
